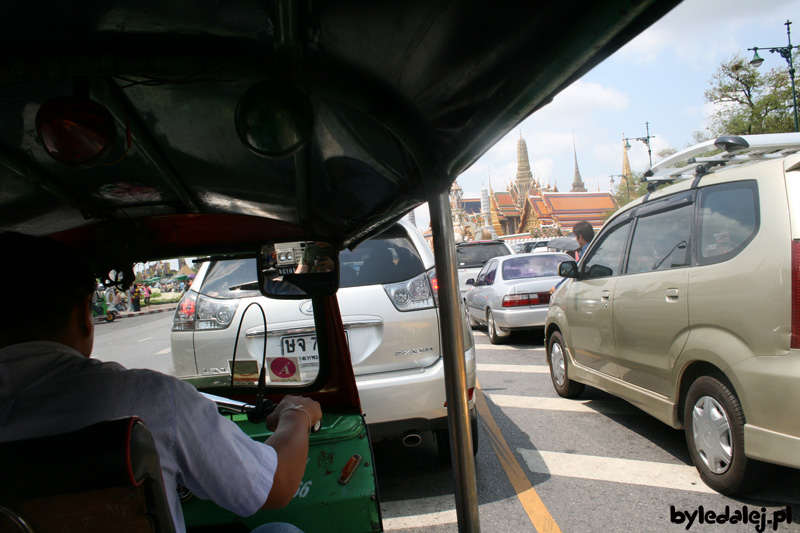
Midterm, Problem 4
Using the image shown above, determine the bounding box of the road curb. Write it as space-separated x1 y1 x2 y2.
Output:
94 305 178 324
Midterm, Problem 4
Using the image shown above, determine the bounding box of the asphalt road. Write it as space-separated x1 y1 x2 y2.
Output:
92 315 800 533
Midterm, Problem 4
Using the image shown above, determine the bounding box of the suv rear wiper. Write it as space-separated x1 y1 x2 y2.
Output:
228 281 260 291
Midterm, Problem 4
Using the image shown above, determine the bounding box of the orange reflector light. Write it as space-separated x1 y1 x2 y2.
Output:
338 454 362 485
444 387 475 407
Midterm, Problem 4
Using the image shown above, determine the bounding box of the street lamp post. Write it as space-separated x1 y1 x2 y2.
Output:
623 121 655 168
609 174 630 201
749 19 800 132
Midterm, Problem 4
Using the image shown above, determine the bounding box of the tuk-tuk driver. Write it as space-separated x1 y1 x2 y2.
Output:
0 232 321 533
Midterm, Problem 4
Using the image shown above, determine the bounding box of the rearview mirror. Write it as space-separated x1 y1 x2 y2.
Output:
258 241 339 299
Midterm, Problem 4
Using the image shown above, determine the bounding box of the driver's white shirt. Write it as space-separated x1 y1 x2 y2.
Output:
0 341 277 533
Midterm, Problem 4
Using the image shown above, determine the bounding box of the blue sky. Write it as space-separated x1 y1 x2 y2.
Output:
411 0 800 230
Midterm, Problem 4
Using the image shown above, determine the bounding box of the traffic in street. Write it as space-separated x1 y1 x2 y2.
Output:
93 314 800 532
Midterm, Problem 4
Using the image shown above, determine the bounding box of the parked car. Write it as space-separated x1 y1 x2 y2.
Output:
516 239 551 254
465 252 571 343
172 220 478 460
455 240 513 301
545 133 800 495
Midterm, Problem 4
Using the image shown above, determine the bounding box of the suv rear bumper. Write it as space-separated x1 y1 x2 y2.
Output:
368 406 478 440
356 346 476 429
732 351 800 469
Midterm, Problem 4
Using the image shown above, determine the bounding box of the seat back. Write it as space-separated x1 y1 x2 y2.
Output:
0 417 175 533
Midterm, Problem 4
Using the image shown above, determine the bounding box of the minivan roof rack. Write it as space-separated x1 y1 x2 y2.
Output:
645 132 800 184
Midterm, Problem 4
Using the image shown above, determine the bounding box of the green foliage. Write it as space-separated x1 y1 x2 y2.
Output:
149 292 183 305
613 171 648 207
705 53 798 136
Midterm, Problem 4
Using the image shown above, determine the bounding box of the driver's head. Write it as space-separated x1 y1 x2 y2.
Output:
0 232 96 351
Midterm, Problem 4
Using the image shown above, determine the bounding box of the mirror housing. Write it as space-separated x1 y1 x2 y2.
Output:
558 260 579 278
258 241 339 299
466 278 475 285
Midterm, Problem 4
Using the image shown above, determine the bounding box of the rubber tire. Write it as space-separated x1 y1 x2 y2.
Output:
683 376 765 494
436 415 479 465
547 331 585 398
105 312 115 322
487 309 509 345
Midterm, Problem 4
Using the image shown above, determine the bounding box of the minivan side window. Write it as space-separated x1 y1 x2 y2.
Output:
697 181 759 265
627 204 692 274
582 219 631 279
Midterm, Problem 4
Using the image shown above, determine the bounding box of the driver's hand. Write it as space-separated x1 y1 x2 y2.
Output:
267 395 322 432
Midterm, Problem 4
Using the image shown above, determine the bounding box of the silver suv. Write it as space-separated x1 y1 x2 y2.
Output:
171 220 477 458
455 240 513 301
545 133 800 494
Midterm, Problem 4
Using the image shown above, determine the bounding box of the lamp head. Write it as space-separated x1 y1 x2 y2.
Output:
750 49 764 68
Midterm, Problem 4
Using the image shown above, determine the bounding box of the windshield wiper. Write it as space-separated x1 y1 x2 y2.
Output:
652 241 687 270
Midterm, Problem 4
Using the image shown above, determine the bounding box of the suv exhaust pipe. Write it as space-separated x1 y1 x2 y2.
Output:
402 431 422 447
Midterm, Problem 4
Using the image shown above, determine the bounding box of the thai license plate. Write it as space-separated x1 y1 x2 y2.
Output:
280 334 320 365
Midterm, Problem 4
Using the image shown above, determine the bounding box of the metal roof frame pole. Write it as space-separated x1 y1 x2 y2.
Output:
428 190 480 532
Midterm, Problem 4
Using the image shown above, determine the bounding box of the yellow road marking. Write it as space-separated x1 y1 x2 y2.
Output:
476 380 562 533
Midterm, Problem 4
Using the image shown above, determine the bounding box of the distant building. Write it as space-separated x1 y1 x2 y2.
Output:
425 132 619 245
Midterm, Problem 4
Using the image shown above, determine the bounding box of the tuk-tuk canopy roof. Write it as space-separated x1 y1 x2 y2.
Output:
0 0 681 258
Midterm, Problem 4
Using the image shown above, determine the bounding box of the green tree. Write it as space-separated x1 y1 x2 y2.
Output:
612 171 648 208
705 53 797 135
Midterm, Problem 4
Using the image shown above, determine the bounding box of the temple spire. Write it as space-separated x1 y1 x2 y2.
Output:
571 131 587 192
621 135 633 190
515 132 534 199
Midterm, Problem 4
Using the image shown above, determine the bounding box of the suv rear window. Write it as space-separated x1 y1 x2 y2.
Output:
456 242 510 268
201 226 426 296
201 259 261 299
340 227 424 287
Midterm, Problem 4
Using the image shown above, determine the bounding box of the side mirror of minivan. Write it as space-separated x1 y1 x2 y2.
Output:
558 261 578 278
258 241 339 299
466 278 475 285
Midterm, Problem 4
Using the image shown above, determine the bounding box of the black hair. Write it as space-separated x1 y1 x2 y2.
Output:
572 221 595 243
0 232 97 345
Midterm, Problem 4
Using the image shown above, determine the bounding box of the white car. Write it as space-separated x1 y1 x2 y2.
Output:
171 220 477 459
465 252 572 343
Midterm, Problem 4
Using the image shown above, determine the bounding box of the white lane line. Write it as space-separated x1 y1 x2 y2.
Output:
475 344 541 351
381 495 457 530
153 348 171 355
478 363 548 373
138 336 153 342
518 449 716 494
487 394 641 416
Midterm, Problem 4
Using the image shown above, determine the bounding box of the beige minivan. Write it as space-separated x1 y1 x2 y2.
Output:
545 133 800 494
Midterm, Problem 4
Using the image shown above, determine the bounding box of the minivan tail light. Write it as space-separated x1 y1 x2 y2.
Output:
792 240 799 349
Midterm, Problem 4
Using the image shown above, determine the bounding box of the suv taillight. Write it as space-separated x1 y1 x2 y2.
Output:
792 240 799 349
383 270 436 311
427 269 439 306
502 292 551 307
171 291 239 331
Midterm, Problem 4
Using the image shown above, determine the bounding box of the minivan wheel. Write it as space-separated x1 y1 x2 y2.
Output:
684 376 765 494
487 309 509 344
547 331 584 398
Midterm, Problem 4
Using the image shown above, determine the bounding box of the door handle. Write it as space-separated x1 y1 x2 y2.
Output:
601 290 610 301
666 288 679 302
